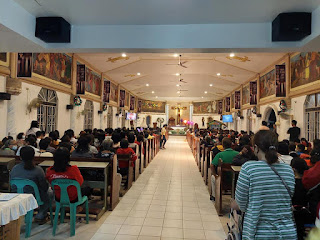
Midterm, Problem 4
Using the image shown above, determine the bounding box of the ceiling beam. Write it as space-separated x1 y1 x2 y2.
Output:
120 75 148 85
213 57 259 74
104 59 142 73
208 74 240 86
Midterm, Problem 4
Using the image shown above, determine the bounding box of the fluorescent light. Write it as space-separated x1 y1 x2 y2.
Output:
146 83 149 87
204 91 208 94
209 84 213 87
173 53 179 57
175 73 180 76
137 72 141 76
230 53 235 57
217 73 221 76
121 53 127 57
152 91 155 94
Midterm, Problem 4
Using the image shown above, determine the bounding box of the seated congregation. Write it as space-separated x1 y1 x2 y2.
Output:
0 120 163 237
187 121 320 240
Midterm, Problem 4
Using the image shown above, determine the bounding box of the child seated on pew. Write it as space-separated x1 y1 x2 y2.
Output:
116 139 137 187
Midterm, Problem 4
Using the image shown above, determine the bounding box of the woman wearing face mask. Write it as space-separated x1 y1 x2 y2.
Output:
235 130 297 239
0 139 18 156
16 132 25 147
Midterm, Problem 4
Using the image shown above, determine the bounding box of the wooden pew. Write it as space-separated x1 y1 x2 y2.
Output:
117 154 134 190
203 147 211 185
0 155 121 211
130 146 140 181
143 140 149 168
214 158 233 216
199 144 204 172
138 144 144 174
208 151 213 196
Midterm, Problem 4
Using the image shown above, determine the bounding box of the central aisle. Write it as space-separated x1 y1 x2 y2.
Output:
92 136 226 240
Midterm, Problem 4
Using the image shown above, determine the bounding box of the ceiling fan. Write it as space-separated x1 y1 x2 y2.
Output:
179 74 187 83
166 55 188 68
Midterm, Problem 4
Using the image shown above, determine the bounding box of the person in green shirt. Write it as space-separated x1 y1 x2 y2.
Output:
210 137 239 201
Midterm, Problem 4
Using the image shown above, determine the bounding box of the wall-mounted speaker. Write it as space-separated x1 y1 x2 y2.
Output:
272 12 311 41
0 92 11 100
98 111 103 114
256 114 262 118
115 113 119 117
66 105 73 110
35 17 71 43
240 116 244 119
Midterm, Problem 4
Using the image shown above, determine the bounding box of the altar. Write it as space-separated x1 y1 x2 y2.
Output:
168 125 187 135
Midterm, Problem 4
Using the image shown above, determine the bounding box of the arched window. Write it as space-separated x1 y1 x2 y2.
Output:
84 100 94 130
107 106 113 128
305 93 320 141
37 88 58 133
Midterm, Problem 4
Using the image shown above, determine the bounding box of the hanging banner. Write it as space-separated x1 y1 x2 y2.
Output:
225 97 231 112
235 91 241 109
17 53 32 78
218 101 223 114
250 81 257 105
137 100 142 112
103 80 111 103
119 89 126 108
276 65 286 97
76 64 86 95
130 95 135 111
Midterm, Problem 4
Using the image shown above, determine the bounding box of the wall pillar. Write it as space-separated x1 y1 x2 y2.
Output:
6 95 16 137
165 104 169 125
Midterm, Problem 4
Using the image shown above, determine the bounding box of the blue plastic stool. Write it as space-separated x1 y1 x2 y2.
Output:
51 179 89 237
10 178 53 238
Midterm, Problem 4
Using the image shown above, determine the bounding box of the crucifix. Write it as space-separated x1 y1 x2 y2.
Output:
171 105 187 125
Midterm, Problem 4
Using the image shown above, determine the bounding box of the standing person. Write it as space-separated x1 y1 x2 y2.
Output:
288 120 301 142
26 121 41 137
259 121 270 131
235 130 297 239
160 124 167 149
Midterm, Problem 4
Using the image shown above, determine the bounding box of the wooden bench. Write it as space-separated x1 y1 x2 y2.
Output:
214 158 233 216
117 154 134 190
143 140 149 168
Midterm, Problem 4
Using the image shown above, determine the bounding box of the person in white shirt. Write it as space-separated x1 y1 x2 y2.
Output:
278 141 293 165
36 138 54 157
36 131 45 149
16 136 39 156
26 121 41 137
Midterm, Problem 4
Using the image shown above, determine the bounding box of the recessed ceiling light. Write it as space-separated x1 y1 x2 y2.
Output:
173 53 179 57
217 73 221 76
177 91 180 94
175 73 180 76
230 53 235 58
121 53 127 57
202 96 204 99
209 84 213 87
156 96 158 98
176 84 179 87
137 72 141 76
146 83 149 87
152 91 155 94
204 91 208 94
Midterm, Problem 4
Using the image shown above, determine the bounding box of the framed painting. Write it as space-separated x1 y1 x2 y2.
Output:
193 101 217 114
259 69 275 99
85 67 101 96
242 84 250 105
141 100 165 113
291 52 320 89
110 81 118 103
33 53 72 85
0 53 9 67
231 93 235 109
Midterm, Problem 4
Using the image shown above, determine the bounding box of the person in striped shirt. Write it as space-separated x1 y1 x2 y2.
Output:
235 130 297 239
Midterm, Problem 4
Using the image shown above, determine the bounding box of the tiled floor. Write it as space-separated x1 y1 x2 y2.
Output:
22 136 226 240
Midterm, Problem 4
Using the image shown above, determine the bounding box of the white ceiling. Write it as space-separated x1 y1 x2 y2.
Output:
77 52 286 102
13 0 320 25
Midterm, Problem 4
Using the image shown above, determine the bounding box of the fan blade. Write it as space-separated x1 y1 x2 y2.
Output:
180 64 188 68
180 81 187 83
181 61 188 64
166 64 178 65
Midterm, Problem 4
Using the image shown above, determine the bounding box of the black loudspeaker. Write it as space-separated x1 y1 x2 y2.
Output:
0 92 11 100
66 105 73 110
98 111 103 115
240 116 244 119
272 12 311 41
35 17 71 43
256 114 262 118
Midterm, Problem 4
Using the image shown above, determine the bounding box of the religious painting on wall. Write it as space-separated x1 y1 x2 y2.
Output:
250 81 257 105
130 95 135 111
125 91 129 107
76 64 86 95
110 81 118 103
231 93 235 109
141 100 166 113
242 84 250 105
276 65 286 97
260 69 276 99
103 80 111 103
33 53 72 85
290 52 320 89
225 97 231 112
17 53 32 78
235 91 241 109
193 101 217 114
218 101 223 114
137 100 142 112
119 90 125 108
85 67 101 96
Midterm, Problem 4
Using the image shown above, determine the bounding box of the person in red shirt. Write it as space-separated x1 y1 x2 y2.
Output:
46 147 84 202
116 139 137 168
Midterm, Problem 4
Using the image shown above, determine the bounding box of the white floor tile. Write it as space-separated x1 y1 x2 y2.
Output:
163 219 183 228
143 218 164 227
98 224 122 235
184 229 206 239
161 227 184 238
123 217 145 226
118 225 142 236
139 226 162 237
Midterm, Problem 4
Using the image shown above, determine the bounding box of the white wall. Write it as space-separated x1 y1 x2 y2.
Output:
137 113 166 128
0 76 8 138
193 115 220 128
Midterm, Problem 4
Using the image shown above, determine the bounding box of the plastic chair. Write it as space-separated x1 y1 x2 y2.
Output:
10 178 53 238
51 179 89 237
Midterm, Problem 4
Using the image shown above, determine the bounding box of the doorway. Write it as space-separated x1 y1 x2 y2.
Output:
266 108 277 130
